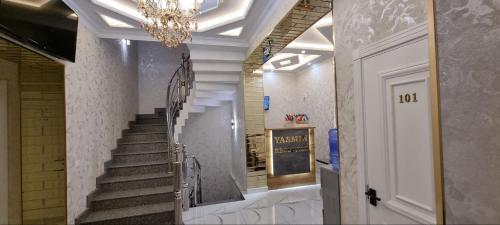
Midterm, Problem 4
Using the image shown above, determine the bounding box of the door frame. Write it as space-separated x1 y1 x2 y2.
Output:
352 13 444 224
0 80 8 224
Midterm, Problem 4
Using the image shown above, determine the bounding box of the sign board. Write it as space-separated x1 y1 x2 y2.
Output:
271 129 311 176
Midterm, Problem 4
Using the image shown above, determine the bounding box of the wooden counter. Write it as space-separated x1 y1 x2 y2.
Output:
265 127 316 190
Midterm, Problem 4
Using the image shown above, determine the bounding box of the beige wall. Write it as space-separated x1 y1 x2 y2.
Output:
0 80 8 224
65 24 139 224
333 0 427 223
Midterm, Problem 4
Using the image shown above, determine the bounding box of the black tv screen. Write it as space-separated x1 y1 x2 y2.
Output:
0 0 78 62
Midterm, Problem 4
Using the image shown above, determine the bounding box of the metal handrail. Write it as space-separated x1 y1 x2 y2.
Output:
166 54 198 224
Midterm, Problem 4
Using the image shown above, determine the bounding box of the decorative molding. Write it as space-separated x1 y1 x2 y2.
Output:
352 23 428 60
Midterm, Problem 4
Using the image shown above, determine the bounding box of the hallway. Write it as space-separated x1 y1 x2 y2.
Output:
184 185 322 225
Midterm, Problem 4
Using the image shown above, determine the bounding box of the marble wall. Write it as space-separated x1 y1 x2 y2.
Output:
65 24 139 224
263 58 336 161
333 0 426 223
138 42 189 114
436 0 500 223
180 102 238 203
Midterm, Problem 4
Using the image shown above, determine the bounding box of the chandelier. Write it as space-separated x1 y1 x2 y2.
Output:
138 0 203 48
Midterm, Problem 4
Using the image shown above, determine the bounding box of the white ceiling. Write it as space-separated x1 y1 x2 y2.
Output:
263 13 334 73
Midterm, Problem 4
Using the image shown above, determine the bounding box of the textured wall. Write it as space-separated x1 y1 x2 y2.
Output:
138 42 189 114
180 103 237 203
263 72 298 128
295 59 336 161
334 0 426 223
436 0 500 223
263 58 336 161
65 24 139 224
231 78 247 191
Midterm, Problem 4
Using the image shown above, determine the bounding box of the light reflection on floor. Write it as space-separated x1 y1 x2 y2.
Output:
183 185 323 225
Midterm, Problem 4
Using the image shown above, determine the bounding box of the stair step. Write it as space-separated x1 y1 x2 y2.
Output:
107 161 169 177
112 151 169 164
90 186 174 211
78 202 174 225
129 118 166 125
116 142 168 154
99 173 173 192
118 133 168 144
127 124 167 133
136 114 158 120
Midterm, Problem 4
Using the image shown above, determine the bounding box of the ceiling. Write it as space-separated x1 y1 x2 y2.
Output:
63 1 333 48
263 13 334 73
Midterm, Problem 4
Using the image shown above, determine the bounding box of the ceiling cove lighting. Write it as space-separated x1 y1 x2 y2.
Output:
138 0 203 47
219 27 244 37
197 0 253 32
92 0 146 22
3 0 51 8
100 15 135 29
286 42 334 51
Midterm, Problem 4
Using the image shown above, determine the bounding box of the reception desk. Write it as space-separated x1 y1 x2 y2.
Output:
265 127 316 190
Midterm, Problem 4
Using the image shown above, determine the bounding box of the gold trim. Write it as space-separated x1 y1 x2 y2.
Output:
426 0 445 224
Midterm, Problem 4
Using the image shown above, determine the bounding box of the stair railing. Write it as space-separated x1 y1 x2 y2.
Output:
165 54 197 224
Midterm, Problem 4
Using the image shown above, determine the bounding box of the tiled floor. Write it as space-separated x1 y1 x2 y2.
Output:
183 185 323 225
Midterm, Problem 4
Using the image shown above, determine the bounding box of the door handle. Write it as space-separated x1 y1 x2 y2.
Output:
365 188 381 207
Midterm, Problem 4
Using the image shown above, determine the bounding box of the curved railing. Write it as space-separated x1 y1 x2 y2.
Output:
166 54 201 224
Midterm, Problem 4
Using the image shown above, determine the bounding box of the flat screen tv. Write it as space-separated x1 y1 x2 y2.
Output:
0 0 78 62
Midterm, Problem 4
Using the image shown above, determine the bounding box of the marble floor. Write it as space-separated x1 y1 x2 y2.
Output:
183 185 323 225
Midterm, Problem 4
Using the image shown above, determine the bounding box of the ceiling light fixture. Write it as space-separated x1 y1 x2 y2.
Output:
138 0 204 48
279 60 292 66
301 50 306 54
219 27 244 37
100 15 135 29
3 0 51 8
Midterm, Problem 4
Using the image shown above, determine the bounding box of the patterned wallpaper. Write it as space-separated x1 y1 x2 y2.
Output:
334 0 426 223
180 102 239 203
263 58 336 161
138 42 189 114
436 0 500 223
64 24 139 224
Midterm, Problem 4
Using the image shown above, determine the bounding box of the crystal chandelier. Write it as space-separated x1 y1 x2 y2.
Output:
138 0 203 48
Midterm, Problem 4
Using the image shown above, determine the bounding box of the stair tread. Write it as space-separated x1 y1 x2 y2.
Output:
130 124 166 127
108 160 169 169
113 150 169 156
80 202 174 223
92 186 174 201
101 173 172 184
122 132 167 136
118 141 168 145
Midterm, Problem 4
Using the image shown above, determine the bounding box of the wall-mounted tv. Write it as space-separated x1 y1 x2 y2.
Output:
0 0 78 62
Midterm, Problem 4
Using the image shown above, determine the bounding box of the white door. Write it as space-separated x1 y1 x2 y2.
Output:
0 80 8 224
354 24 437 224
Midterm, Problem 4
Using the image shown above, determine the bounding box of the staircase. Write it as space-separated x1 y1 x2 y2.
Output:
76 108 175 225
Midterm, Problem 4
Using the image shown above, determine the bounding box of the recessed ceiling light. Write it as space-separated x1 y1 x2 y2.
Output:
279 60 292 66
301 50 306 54
3 0 51 8
100 15 135 29
219 27 244 37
